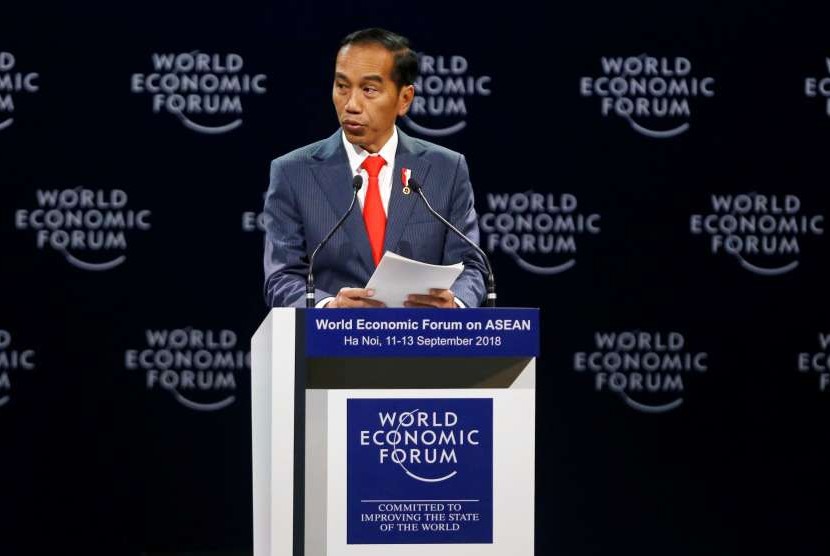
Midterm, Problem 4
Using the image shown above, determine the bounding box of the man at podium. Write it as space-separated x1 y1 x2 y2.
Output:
263 28 486 309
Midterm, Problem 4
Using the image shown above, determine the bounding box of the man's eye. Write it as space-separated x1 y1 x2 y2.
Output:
364 87 378 94
336 83 348 90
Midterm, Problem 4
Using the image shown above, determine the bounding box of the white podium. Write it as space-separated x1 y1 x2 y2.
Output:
252 308 538 556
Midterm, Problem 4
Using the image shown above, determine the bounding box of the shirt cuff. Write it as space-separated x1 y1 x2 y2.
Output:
316 296 335 308
454 297 466 308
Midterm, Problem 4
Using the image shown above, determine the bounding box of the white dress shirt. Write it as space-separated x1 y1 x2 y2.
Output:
341 126 398 214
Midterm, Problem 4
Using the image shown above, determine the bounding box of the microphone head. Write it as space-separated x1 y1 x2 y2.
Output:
407 178 422 192
352 175 363 191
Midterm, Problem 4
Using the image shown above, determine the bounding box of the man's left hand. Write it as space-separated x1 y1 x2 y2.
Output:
404 289 457 308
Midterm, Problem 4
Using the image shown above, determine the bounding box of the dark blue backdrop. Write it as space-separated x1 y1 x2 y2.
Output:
2 1 830 555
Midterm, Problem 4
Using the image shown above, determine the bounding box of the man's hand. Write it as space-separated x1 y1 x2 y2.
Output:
404 289 457 308
326 287 386 308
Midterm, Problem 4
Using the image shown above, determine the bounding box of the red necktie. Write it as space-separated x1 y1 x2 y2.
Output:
361 155 387 266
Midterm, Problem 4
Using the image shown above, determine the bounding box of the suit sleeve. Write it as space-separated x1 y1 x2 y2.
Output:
263 158 335 307
445 154 487 307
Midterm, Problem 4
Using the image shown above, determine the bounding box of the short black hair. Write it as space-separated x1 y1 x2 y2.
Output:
339 28 418 90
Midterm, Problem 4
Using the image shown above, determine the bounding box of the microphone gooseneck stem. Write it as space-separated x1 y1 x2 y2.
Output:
411 181 497 307
306 175 363 307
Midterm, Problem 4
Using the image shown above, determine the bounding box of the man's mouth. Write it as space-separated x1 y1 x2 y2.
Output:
343 121 365 132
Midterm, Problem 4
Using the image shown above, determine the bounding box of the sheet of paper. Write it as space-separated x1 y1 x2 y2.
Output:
365 251 464 308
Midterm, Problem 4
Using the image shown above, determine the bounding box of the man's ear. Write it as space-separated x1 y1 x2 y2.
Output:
397 84 415 116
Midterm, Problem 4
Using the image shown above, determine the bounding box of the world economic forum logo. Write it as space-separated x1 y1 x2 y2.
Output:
14 188 152 271
348 398 493 544
131 52 267 134
0 329 36 409
359 407 477 482
690 193 824 276
580 55 715 138
480 191 601 275
797 333 830 393
0 52 39 132
804 58 830 117
402 54 492 137
573 331 709 413
124 328 249 412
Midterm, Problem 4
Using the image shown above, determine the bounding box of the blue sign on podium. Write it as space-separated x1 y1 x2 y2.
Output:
307 308 540 358
347 398 494 544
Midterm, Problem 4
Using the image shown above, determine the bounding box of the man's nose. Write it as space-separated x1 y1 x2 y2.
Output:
344 90 362 113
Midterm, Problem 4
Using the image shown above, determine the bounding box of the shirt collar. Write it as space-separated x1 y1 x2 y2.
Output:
341 126 398 173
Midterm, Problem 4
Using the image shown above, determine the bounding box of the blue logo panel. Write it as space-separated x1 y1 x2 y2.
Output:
347 398 493 544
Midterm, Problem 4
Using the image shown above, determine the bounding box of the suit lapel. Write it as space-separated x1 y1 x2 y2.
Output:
310 131 375 272
384 128 432 255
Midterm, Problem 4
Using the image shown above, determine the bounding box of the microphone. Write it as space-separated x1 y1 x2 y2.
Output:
306 175 363 307
407 178 497 307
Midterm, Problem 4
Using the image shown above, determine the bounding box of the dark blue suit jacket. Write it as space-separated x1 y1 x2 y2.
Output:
263 127 487 308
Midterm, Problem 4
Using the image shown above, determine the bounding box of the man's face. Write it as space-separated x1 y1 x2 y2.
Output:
333 43 414 153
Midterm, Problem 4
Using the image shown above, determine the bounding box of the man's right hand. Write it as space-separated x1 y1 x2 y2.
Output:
326 287 386 308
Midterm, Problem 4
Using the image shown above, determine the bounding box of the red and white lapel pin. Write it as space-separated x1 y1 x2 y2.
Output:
401 168 412 195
